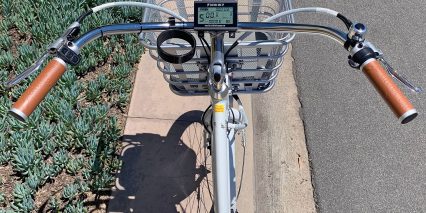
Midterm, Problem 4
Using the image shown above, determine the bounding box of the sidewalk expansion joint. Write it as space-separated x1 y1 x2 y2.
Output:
125 115 200 123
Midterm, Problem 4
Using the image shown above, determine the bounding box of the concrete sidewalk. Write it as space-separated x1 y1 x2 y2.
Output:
107 54 255 213
107 46 315 212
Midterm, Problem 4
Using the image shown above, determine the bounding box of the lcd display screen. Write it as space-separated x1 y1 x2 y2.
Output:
197 7 234 25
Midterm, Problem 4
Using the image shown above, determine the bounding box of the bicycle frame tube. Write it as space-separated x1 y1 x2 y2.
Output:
209 32 237 213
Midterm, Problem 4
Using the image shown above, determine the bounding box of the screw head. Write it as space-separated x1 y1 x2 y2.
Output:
349 23 367 41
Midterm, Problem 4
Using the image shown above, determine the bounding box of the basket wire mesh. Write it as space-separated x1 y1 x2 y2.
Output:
139 0 295 95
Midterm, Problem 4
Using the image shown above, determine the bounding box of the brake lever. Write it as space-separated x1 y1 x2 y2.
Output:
48 22 80 53
378 57 423 93
4 51 51 88
4 22 80 88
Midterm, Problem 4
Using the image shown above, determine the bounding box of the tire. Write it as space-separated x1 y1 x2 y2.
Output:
176 112 214 213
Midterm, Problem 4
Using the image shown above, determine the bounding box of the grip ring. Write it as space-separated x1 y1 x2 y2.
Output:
399 109 418 124
9 108 27 122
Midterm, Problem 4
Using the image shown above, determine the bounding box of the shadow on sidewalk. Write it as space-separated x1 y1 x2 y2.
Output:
108 110 213 213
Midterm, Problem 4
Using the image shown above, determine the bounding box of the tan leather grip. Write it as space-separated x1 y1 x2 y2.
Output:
362 59 417 124
10 58 66 122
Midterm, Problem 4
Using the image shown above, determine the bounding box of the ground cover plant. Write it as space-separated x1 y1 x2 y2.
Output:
0 0 144 212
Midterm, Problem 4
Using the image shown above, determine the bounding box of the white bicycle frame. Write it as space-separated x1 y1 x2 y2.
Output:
209 32 238 212
211 96 237 212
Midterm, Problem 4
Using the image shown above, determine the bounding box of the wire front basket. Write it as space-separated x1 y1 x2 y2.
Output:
139 0 295 95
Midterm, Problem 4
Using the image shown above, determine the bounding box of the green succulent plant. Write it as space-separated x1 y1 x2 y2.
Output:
0 192 5 205
0 34 12 50
58 69 78 88
82 104 109 123
115 90 129 110
86 80 102 103
91 170 115 191
0 152 10 166
11 196 35 212
48 196 60 212
0 51 13 69
53 123 68 144
11 183 34 212
0 135 11 165
26 174 41 192
12 183 31 202
42 139 58 156
53 149 69 169
86 135 99 156
12 142 40 175
62 183 79 200
0 20 9 32
62 84 82 107
66 156 84 175
11 195 34 212
96 74 108 91
46 163 62 179
71 117 91 149
64 199 86 213
82 169 91 181
112 64 132 80
35 121 55 153
0 0 144 211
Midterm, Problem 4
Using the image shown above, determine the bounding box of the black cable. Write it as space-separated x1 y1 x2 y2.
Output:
200 36 211 52
227 108 236 135
237 142 246 199
232 94 240 102
337 13 352 30
232 93 246 199
230 108 235 124
76 9 93 23
224 40 240 58
198 35 211 65
232 94 243 106
201 104 212 134
63 10 94 41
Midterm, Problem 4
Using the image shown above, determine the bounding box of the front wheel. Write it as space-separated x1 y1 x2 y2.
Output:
177 120 214 213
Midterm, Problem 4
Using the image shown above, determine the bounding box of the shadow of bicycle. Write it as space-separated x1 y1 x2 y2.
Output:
108 110 213 213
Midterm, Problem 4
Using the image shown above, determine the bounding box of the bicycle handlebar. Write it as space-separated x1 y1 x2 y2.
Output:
74 22 348 48
10 58 67 122
7 21 419 124
361 59 417 124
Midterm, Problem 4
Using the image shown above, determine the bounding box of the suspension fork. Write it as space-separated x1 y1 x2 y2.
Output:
208 32 237 213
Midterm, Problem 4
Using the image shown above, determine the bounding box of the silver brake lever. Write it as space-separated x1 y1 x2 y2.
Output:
4 22 80 88
5 52 50 88
378 57 423 93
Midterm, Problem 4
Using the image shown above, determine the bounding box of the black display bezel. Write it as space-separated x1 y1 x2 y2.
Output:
194 1 238 31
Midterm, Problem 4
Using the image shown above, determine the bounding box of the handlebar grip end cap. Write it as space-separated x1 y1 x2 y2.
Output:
9 108 27 122
399 109 418 124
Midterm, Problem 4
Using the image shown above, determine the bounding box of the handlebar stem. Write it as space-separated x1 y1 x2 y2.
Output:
210 33 226 90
